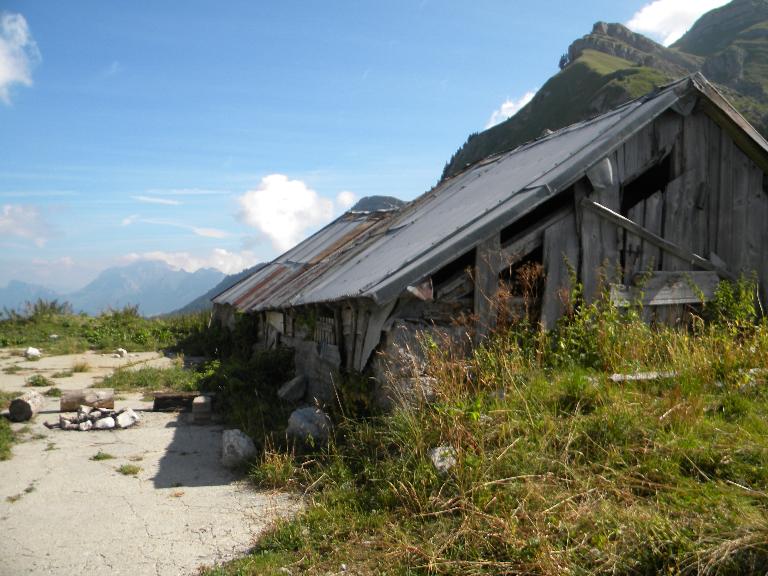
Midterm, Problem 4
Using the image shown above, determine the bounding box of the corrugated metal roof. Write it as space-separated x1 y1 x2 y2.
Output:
215 74 768 312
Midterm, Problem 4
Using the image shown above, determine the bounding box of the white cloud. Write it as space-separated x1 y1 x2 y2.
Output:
485 91 536 129
121 214 139 226
192 227 229 239
237 174 334 252
0 12 40 104
0 204 49 247
335 190 357 210
123 249 260 274
131 195 182 206
626 0 729 46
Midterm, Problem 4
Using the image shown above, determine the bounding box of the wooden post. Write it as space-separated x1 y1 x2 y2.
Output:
474 235 501 339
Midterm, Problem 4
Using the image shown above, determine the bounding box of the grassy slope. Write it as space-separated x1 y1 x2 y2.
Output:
444 50 670 178
205 281 768 575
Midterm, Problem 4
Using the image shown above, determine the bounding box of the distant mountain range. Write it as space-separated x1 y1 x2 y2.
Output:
0 261 226 317
441 0 768 180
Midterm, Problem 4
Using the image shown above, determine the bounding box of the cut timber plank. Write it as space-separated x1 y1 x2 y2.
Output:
153 391 200 412
611 271 719 307
580 199 730 276
474 235 502 338
542 211 579 330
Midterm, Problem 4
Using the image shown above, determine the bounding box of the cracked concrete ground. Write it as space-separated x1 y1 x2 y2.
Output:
0 350 300 576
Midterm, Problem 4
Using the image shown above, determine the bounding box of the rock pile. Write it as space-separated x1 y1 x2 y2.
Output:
46 406 140 431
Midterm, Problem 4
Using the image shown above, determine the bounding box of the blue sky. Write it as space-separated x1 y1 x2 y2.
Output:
0 0 727 291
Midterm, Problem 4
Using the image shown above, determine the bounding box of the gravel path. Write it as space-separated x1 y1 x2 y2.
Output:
0 350 299 576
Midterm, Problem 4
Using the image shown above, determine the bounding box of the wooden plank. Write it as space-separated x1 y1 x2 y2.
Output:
474 235 502 338
705 116 722 255
640 191 663 272
661 174 688 271
717 130 735 267
611 271 719 307
681 114 709 257
541 211 579 330
581 199 726 275
730 145 751 275
624 201 644 281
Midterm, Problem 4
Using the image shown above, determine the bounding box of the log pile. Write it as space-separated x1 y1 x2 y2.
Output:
44 405 140 431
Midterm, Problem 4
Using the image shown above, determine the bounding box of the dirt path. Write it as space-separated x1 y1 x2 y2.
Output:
0 350 299 576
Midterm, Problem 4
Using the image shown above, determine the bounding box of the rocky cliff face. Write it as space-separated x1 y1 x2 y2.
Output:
567 22 700 77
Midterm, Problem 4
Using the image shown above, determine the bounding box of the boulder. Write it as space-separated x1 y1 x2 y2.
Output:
78 420 93 431
221 429 257 467
24 347 42 359
429 446 457 475
115 408 140 429
93 417 116 430
286 407 331 447
277 375 307 403
115 348 129 358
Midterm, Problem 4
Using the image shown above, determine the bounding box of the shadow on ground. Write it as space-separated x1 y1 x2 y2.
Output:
153 414 236 488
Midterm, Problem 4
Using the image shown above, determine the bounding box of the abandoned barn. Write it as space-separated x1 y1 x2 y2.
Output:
212 73 768 406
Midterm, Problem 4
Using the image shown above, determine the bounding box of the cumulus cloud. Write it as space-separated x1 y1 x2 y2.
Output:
627 0 729 46
123 249 260 274
238 174 334 252
131 195 182 206
0 204 50 247
335 190 357 210
0 12 40 104
485 91 536 129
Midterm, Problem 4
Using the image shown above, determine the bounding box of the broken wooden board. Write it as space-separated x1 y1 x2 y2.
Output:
152 391 200 412
610 271 719 307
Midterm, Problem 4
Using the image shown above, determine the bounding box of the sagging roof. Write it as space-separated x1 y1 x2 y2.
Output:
214 73 768 312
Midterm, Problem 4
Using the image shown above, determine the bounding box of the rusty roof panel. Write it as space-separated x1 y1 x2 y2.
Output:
215 74 767 312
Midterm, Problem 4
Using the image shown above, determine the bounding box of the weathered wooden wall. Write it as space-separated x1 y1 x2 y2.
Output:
574 107 768 315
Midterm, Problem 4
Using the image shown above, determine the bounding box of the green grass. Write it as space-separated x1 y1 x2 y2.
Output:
2 364 22 374
91 450 115 461
51 370 73 378
116 464 142 476
0 418 14 461
97 364 200 392
44 387 62 397
0 303 213 355
203 279 768 575
0 390 21 411
72 361 90 372
24 374 53 387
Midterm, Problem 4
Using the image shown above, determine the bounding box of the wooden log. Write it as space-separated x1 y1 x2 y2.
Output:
60 388 114 412
152 391 198 412
9 391 44 422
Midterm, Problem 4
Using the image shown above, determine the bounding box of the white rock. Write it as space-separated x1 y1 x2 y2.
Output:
78 420 93 431
286 407 331 446
24 347 42 359
93 416 116 430
49 334 59 340
221 429 257 468
79 405 93 415
89 410 102 420
115 348 129 358
115 408 140 429
429 446 457 475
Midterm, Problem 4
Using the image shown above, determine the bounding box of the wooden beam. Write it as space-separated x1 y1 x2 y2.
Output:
580 198 731 276
610 271 720 307
474 235 501 339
